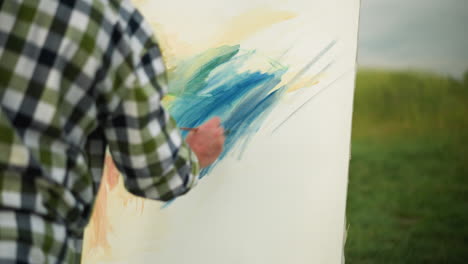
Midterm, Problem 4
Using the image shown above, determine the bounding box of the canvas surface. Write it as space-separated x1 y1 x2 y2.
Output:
82 0 360 263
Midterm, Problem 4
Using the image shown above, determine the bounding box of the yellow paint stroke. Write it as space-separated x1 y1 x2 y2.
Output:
264 69 326 95
286 70 328 93
148 21 194 71
214 7 297 46
145 7 297 67
156 7 300 95
287 78 320 93
162 94 176 106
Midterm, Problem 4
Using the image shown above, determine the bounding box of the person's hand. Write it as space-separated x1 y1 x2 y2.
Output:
186 117 225 168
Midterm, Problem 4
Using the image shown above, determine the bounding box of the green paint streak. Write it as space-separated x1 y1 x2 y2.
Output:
167 45 240 95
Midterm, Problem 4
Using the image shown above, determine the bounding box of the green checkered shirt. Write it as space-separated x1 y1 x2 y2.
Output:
0 0 200 262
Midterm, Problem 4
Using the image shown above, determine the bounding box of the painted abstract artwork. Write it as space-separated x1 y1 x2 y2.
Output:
82 0 360 263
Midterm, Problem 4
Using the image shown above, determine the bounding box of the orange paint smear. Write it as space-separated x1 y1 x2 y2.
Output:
105 155 120 190
84 156 117 256
84 155 146 258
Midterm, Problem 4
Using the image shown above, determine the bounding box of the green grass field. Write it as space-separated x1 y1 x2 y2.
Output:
345 69 468 263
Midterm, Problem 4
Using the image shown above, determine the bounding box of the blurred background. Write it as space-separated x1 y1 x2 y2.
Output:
345 0 468 263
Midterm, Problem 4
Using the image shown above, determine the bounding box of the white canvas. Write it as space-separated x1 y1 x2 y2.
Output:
82 0 360 263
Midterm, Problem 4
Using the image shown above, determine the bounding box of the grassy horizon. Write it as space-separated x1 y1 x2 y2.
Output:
345 69 468 263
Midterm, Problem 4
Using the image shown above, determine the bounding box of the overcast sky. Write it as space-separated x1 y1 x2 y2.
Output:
358 0 468 78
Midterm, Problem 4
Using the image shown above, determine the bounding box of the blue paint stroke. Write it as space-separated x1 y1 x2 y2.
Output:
161 41 336 206
166 45 287 177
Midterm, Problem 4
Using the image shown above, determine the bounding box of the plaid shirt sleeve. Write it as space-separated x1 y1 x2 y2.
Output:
101 1 200 201
0 0 199 262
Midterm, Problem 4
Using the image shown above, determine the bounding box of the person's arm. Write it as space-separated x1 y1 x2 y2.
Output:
105 84 200 201
100 6 223 201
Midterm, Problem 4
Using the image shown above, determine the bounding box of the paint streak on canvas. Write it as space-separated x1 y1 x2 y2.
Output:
150 8 297 68
213 7 297 46
83 156 145 260
165 45 287 176
162 38 335 176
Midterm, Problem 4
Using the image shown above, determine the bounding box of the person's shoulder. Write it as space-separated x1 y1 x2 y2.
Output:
68 0 137 23
97 0 139 19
